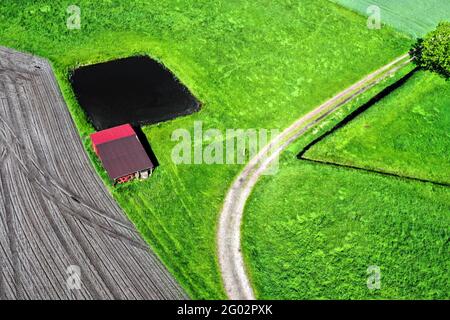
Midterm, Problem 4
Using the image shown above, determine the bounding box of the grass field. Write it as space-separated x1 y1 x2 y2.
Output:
243 155 450 299
239 2 450 300
0 0 412 298
303 71 450 185
331 0 450 37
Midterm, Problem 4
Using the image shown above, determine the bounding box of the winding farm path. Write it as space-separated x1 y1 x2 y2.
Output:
0 47 187 299
217 53 413 300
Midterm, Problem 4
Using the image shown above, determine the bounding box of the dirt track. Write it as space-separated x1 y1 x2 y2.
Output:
217 53 412 300
0 47 187 300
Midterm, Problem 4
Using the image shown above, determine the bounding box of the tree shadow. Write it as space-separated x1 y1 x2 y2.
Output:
298 67 419 158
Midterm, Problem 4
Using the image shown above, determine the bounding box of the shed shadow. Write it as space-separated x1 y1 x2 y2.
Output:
133 126 159 168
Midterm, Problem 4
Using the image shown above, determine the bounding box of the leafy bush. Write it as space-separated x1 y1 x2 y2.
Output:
414 22 450 79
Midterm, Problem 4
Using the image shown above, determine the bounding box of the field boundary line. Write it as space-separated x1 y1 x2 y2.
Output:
301 158 450 188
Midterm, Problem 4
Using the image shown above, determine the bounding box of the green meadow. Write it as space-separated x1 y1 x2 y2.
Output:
241 1 450 300
242 64 450 299
243 155 450 299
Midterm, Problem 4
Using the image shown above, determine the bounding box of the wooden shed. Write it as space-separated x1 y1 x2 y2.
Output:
90 124 154 184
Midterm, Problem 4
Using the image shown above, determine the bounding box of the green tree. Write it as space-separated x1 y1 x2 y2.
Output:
413 22 450 79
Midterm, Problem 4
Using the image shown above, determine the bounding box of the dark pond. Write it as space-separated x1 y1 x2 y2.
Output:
70 56 200 131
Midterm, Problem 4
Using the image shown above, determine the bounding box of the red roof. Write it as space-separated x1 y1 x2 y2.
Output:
90 124 135 146
96 135 154 180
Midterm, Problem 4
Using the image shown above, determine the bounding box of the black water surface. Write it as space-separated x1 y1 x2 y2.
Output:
70 56 200 131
